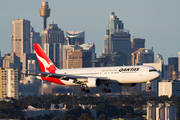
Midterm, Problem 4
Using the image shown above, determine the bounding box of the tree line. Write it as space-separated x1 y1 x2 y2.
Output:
0 92 180 120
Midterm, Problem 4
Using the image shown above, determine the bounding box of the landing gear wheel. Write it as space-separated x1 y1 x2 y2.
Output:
85 89 90 93
147 81 153 90
81 88 85 92
102 88 106 92
106 89 111 93
102 84 111 93
147 87 151 90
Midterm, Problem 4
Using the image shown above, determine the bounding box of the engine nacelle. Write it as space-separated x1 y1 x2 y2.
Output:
120 83 137 87
86 78 101 87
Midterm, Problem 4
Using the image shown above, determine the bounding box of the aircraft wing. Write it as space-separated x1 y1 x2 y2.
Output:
23 70 109 81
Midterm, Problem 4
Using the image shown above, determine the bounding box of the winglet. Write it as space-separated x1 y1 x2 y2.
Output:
33 43 57 73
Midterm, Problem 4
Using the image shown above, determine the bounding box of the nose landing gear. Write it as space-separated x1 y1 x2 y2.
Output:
147 81 153 90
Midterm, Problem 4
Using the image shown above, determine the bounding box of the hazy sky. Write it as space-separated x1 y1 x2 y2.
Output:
1 0 180 64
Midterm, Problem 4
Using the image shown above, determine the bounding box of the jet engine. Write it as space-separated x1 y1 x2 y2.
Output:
86 78 101 87
119 83 137 87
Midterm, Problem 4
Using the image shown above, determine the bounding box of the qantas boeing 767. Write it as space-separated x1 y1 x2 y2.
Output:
28 43 159 93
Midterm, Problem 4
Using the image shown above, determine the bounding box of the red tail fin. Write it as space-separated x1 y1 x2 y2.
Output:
33 43 57 73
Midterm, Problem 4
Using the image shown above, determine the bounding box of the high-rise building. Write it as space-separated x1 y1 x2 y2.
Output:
168 57 178 71
22 53 40 78
44 43 62 69
159 80 180 98
62 43 95 69
147 101 177 120
104 12 131 65
108 12 124 30
41 23 64 50
66 31 85 45
30 26 41 53
147 101 156 120
97 52 127 67
2 53 21 75
67 50 92 68
131 38 145 53
178 52 180 71
131 48 154 66
168 57 178 80
11 19 31 62
0 68 19 99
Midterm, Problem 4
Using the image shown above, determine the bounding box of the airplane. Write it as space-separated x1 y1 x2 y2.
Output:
28 43 160 93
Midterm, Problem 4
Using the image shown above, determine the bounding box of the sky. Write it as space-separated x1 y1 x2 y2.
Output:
0 0 180 64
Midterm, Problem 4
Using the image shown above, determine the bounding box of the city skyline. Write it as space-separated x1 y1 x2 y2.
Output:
1 0 180 64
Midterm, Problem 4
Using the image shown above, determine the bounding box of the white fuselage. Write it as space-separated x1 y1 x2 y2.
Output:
55 65 159 86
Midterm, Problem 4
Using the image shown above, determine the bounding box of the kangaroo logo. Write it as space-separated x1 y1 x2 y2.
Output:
36 53 56 73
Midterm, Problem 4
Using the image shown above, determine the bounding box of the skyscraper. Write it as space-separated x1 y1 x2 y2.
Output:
11 19 31 62
30 26 41 53
41 23 64 50
131 38 145 53
104 12 131 65
131 48 154 65
62 43 95 69
108 12 124 29
0 68 19 99
168 57 178 80
66 31 85 45
44 43 62 69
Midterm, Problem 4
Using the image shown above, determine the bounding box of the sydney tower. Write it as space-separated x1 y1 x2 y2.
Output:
40 1 50 30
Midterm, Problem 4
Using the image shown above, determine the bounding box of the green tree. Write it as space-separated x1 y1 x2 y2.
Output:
77 113 94 120
99 114 107 120
54 103 59 109
125 113 132 118
60 114 77 120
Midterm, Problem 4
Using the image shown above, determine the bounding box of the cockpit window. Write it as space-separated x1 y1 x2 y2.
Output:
149 69 157 72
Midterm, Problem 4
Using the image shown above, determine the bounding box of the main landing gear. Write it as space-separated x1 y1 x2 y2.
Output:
102 84 111 93
81 87 90 93
147 81 153 90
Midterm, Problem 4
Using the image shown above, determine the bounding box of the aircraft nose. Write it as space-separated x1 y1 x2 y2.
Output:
154 71 160 79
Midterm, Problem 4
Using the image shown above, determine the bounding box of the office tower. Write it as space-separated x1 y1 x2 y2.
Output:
179 53 180 71
0 51 1 67
98 52 127 67
66 31 85 45
108 12 124 29
67 50 92 68
62 43 95 69
104 12 131 65
131 38 145 53
168 57 178 71
147 101 156 120
41 23 64 50
30 26 41 53
11 19 30 62
131 48 154 65
156 103 165 120
22 53 40 77
155 54 165 64
147 101 177 120
0 68 19 99
44 43 62 69
40 0 50 30
2 53 21 70
168 57 178 80
159 80 180 98
164 101 177 120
